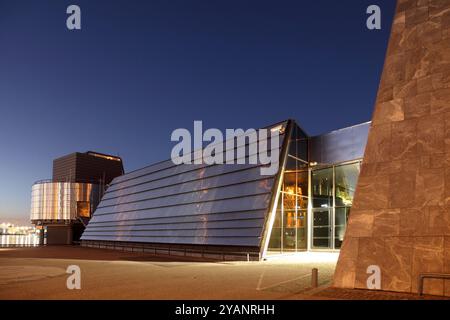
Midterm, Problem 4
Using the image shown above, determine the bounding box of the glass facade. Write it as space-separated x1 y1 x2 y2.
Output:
268 123 362 253
268 124 309 253
333 162 360 248
311 167 333 249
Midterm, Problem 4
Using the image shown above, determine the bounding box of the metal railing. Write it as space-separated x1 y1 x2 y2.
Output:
418 273 450 296
33 179 53 185
0 243 40 248
81 240 260 261
33 178 103 185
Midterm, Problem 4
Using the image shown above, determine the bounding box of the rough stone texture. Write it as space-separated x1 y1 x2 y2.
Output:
334 0 450 296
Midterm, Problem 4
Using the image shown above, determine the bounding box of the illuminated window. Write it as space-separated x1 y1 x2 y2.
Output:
77 201 91 218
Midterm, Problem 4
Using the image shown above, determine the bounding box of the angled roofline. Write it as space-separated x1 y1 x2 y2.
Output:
114 119 293 180
311 121 372 138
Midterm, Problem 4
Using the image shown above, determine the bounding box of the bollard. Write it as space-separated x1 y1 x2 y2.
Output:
311 268 319 288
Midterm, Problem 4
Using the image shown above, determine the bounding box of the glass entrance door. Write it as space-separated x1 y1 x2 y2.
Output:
312 208 332 249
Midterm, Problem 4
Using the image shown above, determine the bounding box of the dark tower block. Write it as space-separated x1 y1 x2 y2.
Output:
53 151 124 185
334 0 450 296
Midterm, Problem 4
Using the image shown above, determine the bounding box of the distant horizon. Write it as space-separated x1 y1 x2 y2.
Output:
0 218 32 227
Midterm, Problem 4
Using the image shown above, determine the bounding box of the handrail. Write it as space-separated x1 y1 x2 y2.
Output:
418 273 450 296
82 240 259 261
33 179 54 184
33 179 102 185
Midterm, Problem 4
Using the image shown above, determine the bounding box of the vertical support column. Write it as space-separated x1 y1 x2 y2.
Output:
331 165 336 251
307 166 313 251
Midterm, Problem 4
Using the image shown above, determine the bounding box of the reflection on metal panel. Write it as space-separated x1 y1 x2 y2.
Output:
95 180 273 215
85 219 265 231
82 122 288 247
100 167 273 205
30 182 100 221
106 140 282 193
87 210 267 225
310 122 370 165
82 235 261 246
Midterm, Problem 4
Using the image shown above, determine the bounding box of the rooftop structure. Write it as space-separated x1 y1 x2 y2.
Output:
30 151 124 245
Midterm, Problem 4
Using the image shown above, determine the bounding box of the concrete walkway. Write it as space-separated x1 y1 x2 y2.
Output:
1 246 447 300
0 246 336 300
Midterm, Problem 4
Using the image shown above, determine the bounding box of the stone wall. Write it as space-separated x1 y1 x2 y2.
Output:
334 0 450 296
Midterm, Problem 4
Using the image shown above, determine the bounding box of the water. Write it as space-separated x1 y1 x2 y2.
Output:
0 234 40 247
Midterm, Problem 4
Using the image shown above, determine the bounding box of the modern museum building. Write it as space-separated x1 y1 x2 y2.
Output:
80 119 369 260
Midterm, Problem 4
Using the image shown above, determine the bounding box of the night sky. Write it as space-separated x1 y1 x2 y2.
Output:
0 0 396 224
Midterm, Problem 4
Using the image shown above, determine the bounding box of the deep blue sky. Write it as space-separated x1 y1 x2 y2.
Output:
0 0 396 224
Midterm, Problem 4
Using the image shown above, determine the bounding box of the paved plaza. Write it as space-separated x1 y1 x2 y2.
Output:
0 246 445 300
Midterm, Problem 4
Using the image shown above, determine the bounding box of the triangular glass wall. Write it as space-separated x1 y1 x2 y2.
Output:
261 121 310 257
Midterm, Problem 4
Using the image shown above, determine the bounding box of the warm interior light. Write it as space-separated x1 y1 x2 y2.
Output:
284 186 295 195
270 125 285 134
264 251 339 263
87 152 121 162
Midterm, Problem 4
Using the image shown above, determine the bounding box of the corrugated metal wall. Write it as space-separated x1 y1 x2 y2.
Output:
30 182 99 221
81 122 287 247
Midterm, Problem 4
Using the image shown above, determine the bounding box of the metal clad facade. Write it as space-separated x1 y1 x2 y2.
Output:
309 122 370 165
82 122 287 247
30 182 100 221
